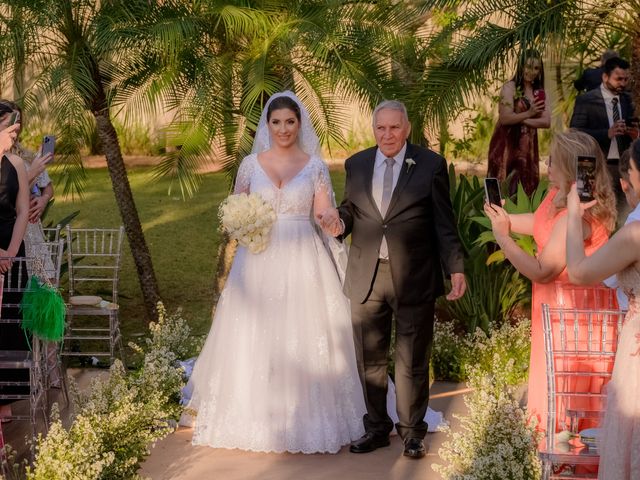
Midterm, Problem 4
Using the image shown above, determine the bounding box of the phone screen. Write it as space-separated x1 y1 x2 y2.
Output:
484 178 502 206
576 155 596 202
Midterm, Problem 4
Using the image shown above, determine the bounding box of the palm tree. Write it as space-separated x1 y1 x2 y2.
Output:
154 0 430 191
148 0 431 294
412 0 640 140
0 0 431 315
0 0 175 321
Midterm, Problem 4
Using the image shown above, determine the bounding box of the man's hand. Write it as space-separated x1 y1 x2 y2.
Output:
609 120 627 138
29 196 48 223
446 273 466 301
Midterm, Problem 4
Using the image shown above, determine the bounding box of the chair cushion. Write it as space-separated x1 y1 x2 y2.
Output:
69 295 103 306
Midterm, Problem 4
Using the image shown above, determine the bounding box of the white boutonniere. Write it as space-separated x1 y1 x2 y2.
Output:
405 158 416 171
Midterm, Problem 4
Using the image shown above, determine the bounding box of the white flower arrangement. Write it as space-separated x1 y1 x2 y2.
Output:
21 302 194 480
218 192 276 254
432 366 542 480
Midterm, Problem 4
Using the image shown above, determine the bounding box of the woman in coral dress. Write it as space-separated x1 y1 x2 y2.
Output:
485 129 617 430
566 138 640 479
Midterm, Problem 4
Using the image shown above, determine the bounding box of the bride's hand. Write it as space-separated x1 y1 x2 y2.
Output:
316 207 342 236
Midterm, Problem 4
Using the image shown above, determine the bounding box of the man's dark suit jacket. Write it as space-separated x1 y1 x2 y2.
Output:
570 88 635 157
338 143 464 305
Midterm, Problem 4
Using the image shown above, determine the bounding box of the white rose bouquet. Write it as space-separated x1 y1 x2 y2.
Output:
218 193 277 254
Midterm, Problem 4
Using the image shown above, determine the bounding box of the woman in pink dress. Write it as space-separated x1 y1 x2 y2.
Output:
484 129 617 430
566 138 640 479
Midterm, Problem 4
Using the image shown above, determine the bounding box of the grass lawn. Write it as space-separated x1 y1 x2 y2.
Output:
48 165 347 343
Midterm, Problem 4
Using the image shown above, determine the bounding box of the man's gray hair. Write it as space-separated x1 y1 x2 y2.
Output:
372 100 409 127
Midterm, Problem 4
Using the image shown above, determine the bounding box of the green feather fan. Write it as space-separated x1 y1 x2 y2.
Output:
20 276 66 341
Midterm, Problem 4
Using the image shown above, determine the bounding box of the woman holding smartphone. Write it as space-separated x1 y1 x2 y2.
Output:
566 138 640 479
487 49 550 196
484 130 616 431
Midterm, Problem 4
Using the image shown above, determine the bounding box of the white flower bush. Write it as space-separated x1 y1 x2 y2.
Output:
433 365 542 480
432 318 531 386
21 302 193 480
219 192 276 253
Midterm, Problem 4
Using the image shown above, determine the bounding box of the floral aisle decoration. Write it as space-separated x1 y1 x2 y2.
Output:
431 317 531 385
218 192 276 254
432 363 542 480
18 302 197 480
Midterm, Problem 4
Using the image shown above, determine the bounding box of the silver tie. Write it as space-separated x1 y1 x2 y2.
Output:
379 157 395 259
381 157 395 216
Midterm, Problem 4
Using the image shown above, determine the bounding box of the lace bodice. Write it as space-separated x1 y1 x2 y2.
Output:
234 153 333 216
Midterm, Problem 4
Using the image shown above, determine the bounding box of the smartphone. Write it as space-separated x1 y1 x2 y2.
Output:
533 89 546 104
576 155 596 202
8 111 20 126
484 177 502 207
41 135 55 161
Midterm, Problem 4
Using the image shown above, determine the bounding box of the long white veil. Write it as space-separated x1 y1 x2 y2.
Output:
251 91 349 283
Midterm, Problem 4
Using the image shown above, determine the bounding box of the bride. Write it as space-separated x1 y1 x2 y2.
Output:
184 91 446 454
186 91 365 453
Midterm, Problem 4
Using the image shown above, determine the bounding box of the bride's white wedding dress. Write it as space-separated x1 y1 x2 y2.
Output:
187 153 366 453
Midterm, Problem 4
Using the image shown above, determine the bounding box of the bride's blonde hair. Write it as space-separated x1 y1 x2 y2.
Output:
550 129 616 233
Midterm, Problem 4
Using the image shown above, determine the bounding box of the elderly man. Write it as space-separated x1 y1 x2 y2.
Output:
331 100 466 458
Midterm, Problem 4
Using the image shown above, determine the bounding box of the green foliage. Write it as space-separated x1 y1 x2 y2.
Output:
414 0 638 141
431 317 531 385
446 103 497 162
24 302 192 480
438 165 530 334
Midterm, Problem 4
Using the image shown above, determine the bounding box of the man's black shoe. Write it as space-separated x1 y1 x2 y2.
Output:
403 438 426 458
349 432 390 453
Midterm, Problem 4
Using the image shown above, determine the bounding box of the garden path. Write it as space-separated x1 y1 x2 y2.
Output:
139 381 471 480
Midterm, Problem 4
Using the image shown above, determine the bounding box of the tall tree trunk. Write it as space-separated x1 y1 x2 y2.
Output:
93 109 161 322
632 23 640 116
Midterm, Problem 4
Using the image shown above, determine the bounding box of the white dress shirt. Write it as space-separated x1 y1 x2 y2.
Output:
372 143 406 214
600 84 622 160
603 202 640 309
372 143 407 259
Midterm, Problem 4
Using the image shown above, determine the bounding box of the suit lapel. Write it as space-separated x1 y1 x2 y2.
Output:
384 143 415 219
594 89 609 125
362 150 383 221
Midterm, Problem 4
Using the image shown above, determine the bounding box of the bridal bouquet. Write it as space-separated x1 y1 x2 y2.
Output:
218 193 276 254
